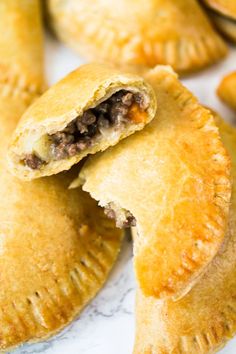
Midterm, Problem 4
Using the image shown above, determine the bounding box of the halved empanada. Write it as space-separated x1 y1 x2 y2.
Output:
0 1 122 350
47 0 228 74
217 71 236 110
134 116 236 354
75 66 232 299
8 63 156 180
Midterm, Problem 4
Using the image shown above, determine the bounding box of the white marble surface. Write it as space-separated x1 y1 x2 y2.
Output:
12 34 236 354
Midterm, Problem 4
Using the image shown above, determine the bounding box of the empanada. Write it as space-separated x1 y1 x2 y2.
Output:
0 1 122 350
47 0 228 74
8 63 156 180
217 71 236 111
75 66 232 299
134 115 236 354
202 0 236 42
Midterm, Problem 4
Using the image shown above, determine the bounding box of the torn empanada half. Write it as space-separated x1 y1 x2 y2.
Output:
8 63 156 180
217 71 236 111
75 66 232 299
47 0 228 74
134 115 236 354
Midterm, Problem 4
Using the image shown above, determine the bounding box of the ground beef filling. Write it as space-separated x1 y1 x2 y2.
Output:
104 203 137 229
23 90 148 170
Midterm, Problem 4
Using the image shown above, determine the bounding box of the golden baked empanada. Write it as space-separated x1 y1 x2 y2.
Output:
202 0 236 42
217 71 236 110
75 66 231 299
0 1 122 350
8 63 156 180
47 0 228 74
134 116 236 354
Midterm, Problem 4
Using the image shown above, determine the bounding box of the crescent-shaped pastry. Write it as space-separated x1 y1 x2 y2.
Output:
75 66 231 299
47 0 228 74
134 116 236 354
202 0 236 42
217 71 236 111
8 63 156 180
0 1 122 350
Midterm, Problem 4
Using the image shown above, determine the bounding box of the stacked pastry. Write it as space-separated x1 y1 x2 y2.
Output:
202 0 236 42
2 0 236 353
47 0 228 74
8 63 236 353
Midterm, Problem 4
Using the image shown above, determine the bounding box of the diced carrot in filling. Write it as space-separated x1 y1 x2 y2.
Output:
128 103 148 124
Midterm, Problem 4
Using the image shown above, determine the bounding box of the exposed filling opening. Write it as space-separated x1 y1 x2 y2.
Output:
104 202 136 229
23 90 149 170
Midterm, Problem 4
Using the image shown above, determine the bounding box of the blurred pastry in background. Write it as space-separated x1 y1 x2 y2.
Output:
73 66 232 300
202 0 236 42
8 63 156 180
47 0 228 74
134 115 236 354
217 71 236 110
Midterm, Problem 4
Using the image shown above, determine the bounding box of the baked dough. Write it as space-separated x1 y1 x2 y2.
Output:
211 11 236 42
217 71 236 111
0 0 45 95
76 66 232 299
202 0 236 42
47 0 228 74
134 115 236 354
0 1 122 350
202 0 236 19
8 63 156 180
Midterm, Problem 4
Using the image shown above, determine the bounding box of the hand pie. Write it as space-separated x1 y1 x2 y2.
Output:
75 66 231 299
8 63 156 180
202 0 236 42
47 0 228 74
0 1 122 350
217 71 236 111
134 115 236 354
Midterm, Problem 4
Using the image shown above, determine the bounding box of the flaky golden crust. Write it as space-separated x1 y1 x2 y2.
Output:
134 116 236 354
202 0 236 19
47 0 227 74
0 1 122 350
78 66 231 299
8 63 157 180
217 71 236 110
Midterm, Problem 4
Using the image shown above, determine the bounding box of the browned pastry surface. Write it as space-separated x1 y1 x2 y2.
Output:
0 1 122 350
218 71 236 111
47 0 228 74
134 116 236 354
76 66 232 299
